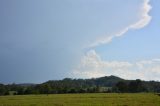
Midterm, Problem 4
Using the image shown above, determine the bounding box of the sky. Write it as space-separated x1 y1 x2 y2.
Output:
0 0 160 83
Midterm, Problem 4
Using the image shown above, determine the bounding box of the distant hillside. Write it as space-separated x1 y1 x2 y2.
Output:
90 75 124 86
16 83 36 87
0 75 160 95
44 75 124 89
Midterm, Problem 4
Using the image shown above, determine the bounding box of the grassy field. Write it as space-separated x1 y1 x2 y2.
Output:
0 93 160 106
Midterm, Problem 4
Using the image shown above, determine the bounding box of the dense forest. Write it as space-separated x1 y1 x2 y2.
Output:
0 75 160 95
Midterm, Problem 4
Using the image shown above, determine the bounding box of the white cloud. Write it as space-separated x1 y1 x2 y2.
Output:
89 0 152 47
130 0 152 29
136 60 153 69
72 50 160 81
71 0 156 81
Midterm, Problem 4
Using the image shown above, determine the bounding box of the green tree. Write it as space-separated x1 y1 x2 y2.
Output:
116 81 128 93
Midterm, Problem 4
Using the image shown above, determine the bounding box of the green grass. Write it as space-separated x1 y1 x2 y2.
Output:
0 93 160 106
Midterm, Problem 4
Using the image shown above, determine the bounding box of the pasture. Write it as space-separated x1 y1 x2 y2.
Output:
0 93 160 106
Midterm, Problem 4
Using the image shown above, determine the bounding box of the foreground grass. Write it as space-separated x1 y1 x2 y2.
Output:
0 93 160 106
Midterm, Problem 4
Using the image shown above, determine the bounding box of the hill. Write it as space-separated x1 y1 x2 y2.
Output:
0 75 160 95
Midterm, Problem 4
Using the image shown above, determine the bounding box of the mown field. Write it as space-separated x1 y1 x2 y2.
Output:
0 93 160 106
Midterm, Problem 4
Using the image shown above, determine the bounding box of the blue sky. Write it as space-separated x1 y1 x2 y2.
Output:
96 0 160 61
0 0 160 83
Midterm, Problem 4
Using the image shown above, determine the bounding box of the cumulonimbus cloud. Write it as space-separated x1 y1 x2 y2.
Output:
89 0 152 47
72 50 160 81
72 0 155 80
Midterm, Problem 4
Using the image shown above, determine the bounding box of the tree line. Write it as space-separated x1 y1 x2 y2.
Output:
0 76 160 95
